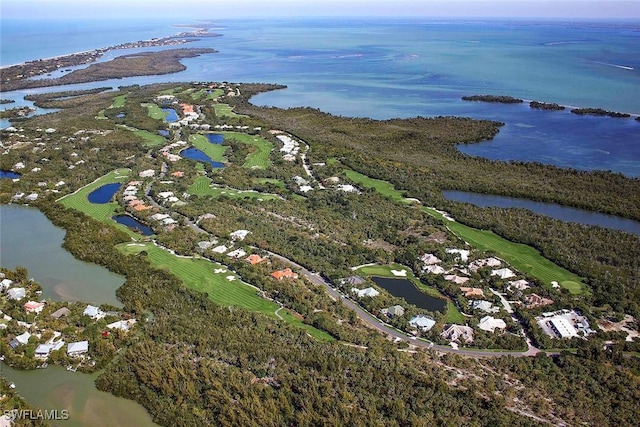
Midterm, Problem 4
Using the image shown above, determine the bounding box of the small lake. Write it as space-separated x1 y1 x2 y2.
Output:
0 205 124 306
371 277 446 313
115 113 125 118
87 183 121 204
0 169 22 179
181 147 224 168
443 190 640 236
1 363 157 427
112 214 154 236
158 129 169 137
161 108 178 123
206 133 224 144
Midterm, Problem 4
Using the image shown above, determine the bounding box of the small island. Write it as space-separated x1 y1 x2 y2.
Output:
529 100 565 110
461 94 524 103
571 107 631 118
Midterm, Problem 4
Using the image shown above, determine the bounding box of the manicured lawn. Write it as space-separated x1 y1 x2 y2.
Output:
190 88 208 100
345 168 589 294
214 103 247 118
142 102 167 120
159 86 182 95
206 89 224 100
111 94 127 108
117 242 332 341
254 178 286 188
190 134 227 162
57 169 143 239
221 131 273 168
117 125 166 147
188 176 280 201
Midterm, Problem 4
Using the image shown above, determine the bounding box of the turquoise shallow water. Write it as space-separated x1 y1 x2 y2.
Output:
1 18 639 175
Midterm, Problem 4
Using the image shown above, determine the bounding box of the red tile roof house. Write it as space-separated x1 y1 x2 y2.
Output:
24 300 45 314
271 268 298 280
246 254 267 265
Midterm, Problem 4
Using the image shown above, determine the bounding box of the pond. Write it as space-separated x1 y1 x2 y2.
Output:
87 183 121 204
0 205 124 306
158 129 169 137
1 363 157 427
161 108 178 123
371 277 446 313
115 113 125 119
111 214 154 236
443 190 640 237
180 147 224 168
206 133 224 144
0 170 22 179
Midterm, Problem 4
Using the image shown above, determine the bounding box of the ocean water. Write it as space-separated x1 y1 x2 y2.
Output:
1 18 639 175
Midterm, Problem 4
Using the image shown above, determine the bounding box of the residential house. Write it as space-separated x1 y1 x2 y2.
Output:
230 230 251 241
470 300 500 313
352 287 380 298
67 340 89 356
83 305 105 320
460 287 485 298
524 293 554 308
24 301 45 314
107 319 137 332
0 278 14 291
227 249 247 259
446 248 470 263
211 245 228 254
420 253 442 265
246 254 267 265
444 274 470 285
508 279 530 291
10 331 31 349
469 257 501 271
409 315 436 332
51 307 71 319
7 287 26 300
340 276 365 286
441 324 474 343
477 316 507 333
491 268 516 280
423 265 446 275
271 268 299 280
35 341 65 359
381 305 405 318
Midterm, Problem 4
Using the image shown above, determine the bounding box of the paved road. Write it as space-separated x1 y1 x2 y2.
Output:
266 251 543 358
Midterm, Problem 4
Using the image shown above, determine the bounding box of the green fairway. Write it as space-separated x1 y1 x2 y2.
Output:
254 178 286 188
206 89 224 100
188 176 280 201
159 86 183 95
117 125 166 147
214 103 247 118
118 242 332 341
111 94 127 108
346 168 588 294
57 169 143 238
355 264 463 323
190 134 227 162
221 131 273 168
142 102 167 120
190 88 207 100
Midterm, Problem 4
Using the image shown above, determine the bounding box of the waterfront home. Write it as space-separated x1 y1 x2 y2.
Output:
469 300 500 314
10 331 32 349
381 305 405 318
7 287 26 300
0 278 13 291
24 301 45 314
340 276 366 286
409 315 436 332
271 268 299 281
441 324 474 343
51 307 71 319
352 287 380 298
83 305 105 320
491 268 516 279
67 340 89 356
35 341 65 358
477 316 507 333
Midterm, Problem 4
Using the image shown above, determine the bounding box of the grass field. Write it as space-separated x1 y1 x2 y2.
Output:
142 102 167 120
190 88 207 100
111 95 127 108
254 178 286 188
222 131 273 168
188 176 280 201
117 125 166 147
345 169 588 294
159 86 182 95
355 264 464 323
214 103 248 118
117 242 332 341
190 134 227 162
57 169 143 239
206 89 224 100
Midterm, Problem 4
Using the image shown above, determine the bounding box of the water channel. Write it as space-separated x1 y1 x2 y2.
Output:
443 190 640 236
